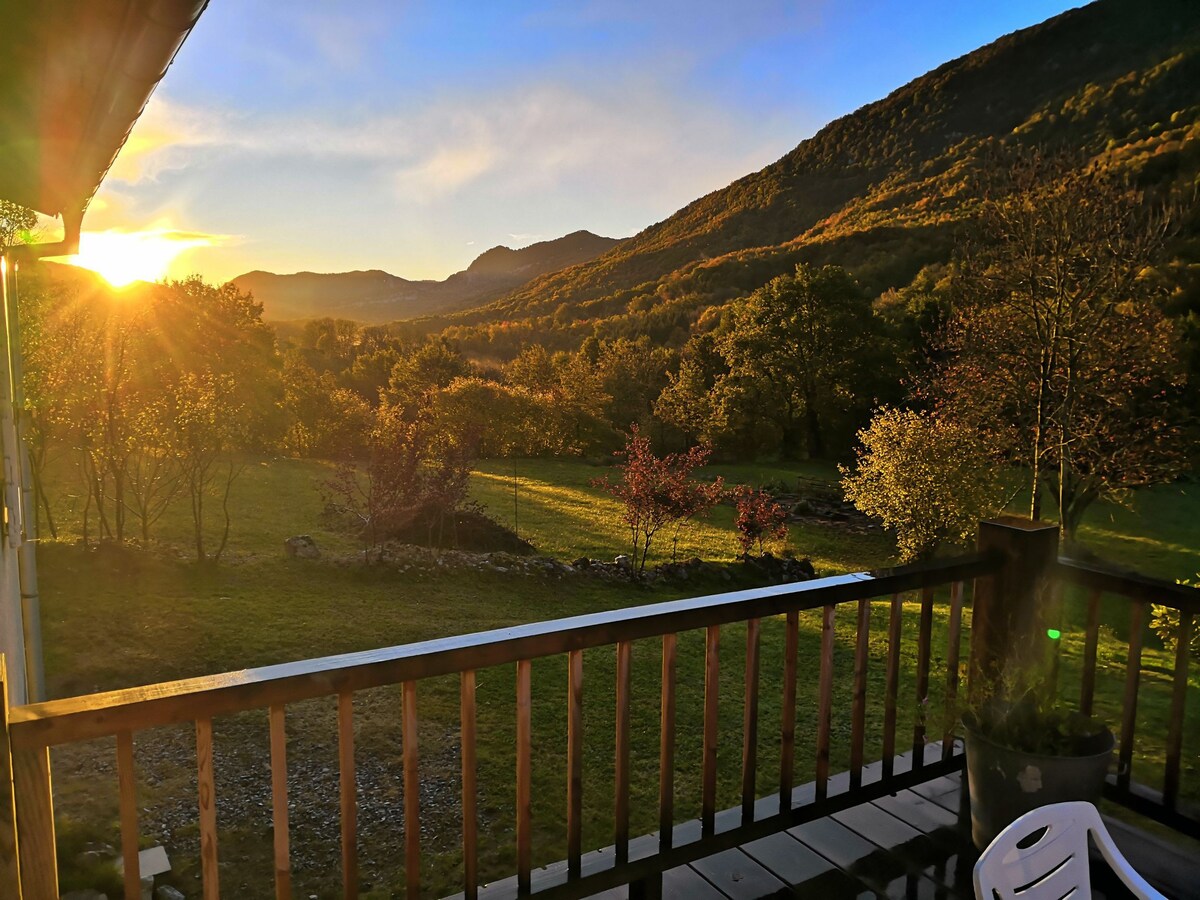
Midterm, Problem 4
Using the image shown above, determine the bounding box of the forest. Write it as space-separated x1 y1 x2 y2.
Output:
14 150 1196 569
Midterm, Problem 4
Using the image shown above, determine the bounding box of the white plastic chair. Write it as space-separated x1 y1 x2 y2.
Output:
973 801 1168 899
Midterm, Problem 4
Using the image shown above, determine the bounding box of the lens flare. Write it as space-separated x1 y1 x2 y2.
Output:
66 228 214 288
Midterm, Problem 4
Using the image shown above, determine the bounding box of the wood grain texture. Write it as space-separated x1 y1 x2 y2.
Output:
741 618 761 825
849 600 870 790
0 657 21 900
337 691 358 899
941 581 964 762
1080 588 1102 716
814 605 835 801
702 625 720 837
195 718 219 900
614 641 631 864
567 650 583 877
461 671 478 899
1118 602 1146 793
779 610 798 814
1164 612 1191 809
658 633 677 852
116 730 140 900
516 659 532 894
402 681 420 899
268 704 291 900
882 594 902 779
1057 558 1200 613
13 746 56 899
912 587 934 768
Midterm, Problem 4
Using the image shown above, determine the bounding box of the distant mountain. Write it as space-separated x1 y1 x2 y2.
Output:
431 0 1200 340
231 230 620 323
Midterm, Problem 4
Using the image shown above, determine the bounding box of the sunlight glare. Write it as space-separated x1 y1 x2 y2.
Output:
67 228 214 288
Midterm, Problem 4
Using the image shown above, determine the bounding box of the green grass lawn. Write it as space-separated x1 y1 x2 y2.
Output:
29 454 1200 897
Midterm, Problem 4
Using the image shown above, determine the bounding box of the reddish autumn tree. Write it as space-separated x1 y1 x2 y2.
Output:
593 426 723 575
731 485 790 557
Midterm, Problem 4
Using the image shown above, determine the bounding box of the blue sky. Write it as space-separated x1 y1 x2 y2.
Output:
87 0 1082 284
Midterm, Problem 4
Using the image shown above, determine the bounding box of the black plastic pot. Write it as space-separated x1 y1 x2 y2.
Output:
963 715 1114 849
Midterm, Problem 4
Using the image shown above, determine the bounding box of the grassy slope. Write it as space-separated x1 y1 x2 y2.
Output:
34 456 1199 897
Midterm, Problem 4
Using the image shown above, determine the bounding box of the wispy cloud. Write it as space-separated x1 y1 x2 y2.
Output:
118 74 800 211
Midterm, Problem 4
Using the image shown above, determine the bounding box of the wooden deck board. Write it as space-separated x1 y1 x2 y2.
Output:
454 747 1199 900
660 864 729 900
689 848 787 899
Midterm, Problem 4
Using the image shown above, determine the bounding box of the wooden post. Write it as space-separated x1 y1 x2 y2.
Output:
967 517 1059 705
13 744 55 900
0 654 21 899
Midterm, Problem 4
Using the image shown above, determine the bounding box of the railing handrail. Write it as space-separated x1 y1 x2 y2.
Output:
7 551 1000 750
1056 556 1200 613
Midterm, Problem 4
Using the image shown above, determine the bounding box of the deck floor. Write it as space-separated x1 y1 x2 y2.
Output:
587 772 1198 900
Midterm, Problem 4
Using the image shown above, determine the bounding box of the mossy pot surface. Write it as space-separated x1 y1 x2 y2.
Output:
963 711 1114 849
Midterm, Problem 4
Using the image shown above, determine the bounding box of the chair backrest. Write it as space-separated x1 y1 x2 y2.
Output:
973 801 1099 900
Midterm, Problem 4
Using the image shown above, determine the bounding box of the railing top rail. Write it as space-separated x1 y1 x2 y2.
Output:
1056 557 1200 613
8 551 1000 750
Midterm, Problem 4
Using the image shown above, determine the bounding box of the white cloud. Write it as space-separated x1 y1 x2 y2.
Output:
117 69 802 201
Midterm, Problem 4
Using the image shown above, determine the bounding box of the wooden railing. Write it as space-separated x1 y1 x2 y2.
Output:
1056 557 1200 839
0 551 1000 900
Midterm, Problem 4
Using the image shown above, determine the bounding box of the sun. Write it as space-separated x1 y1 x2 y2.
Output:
66 228 213 288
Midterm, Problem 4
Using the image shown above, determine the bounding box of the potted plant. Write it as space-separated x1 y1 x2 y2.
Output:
963 651 1114 849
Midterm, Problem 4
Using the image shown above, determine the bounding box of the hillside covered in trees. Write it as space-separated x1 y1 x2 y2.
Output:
14 0 1199 567
404 0 1200 361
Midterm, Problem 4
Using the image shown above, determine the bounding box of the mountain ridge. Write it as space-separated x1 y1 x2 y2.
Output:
424 0 1200 344
232 229 620 322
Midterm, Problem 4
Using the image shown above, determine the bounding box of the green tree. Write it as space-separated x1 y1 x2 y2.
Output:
386 339 472 416
710 264 884 459
841 407 1007 562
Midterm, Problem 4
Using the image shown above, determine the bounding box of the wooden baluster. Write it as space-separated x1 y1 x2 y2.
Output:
12 744 56 900
461 671 478 899
912 587 934 769
516 660 532 894
849 600 870 791
1164 611 1192 810
0 657 19 900
337 691 358 899
269 705 291 900
614 641 631 864
815 605 835 802
702 625 720 837
1118 602 1146 793
778 610 798 814
402 681 420 899
741 618 761 824
116 731 140 900
882 594 902 779
567 650 583 878
941 581 965 761
658 634 677 853
1080 589 1102 716
196 718 219 900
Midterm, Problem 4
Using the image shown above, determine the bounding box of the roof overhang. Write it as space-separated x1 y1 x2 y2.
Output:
0 0 208 255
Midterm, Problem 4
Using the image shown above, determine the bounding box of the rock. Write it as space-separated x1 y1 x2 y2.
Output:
284 535 320 559
141 874 154 900
155 888 186 900
614 554 632 571
61 892 107 900
572 557 590 569
116 845 170 878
